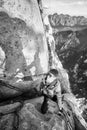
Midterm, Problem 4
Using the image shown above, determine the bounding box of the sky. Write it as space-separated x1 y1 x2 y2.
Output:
42 0 87 17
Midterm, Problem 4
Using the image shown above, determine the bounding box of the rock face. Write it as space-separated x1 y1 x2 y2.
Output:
0 113 15 130
0 0 48 81
18 102 67 130
0 0 71 100
0 100 70 130
0 1 49 129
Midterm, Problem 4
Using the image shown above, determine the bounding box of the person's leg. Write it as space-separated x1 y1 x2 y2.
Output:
41 96 48 114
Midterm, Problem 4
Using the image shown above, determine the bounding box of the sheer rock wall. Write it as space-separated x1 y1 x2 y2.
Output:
0 0 48 81
41 0 71 93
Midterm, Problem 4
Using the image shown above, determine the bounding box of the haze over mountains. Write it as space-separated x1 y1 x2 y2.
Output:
42 0 87 17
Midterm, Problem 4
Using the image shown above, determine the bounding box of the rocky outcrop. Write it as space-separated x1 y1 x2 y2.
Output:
0 0 71 102
0 0 49 102
0 0 48 82
0 98 71 130
0 78 42 101
18 102 67 130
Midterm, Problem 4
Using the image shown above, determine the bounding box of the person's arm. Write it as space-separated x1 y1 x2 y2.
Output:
58 78 71 94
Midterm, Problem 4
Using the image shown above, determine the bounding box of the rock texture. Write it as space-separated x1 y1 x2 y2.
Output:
18 102 67 130
0 98 70 130
0 113 15 130
0 2 49 129
0 0 49 102
0 0 48 81
0 0 71 102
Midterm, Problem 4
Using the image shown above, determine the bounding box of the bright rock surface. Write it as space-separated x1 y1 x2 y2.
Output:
0 0 48 81
41 0 70 92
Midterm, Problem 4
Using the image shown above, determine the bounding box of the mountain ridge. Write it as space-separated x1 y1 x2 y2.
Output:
49 13 87 28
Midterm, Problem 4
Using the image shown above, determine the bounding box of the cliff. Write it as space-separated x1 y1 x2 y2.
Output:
0 0 48 82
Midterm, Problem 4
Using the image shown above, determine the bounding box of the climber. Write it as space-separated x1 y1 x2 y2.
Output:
41 68 71 114
40 68 87 130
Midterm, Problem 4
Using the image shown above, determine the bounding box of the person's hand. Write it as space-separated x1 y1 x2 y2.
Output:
47 99 58 114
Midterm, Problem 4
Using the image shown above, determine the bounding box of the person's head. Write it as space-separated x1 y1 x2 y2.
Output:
43 69 59 97
46 69 58 84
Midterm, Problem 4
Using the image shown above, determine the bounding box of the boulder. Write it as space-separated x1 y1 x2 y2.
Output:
18 102 67 130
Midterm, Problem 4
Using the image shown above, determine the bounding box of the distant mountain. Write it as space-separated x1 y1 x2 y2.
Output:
49 13 87 29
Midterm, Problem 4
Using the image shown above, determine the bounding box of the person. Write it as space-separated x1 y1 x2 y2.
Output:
40 68 87 130
41 68 71 114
